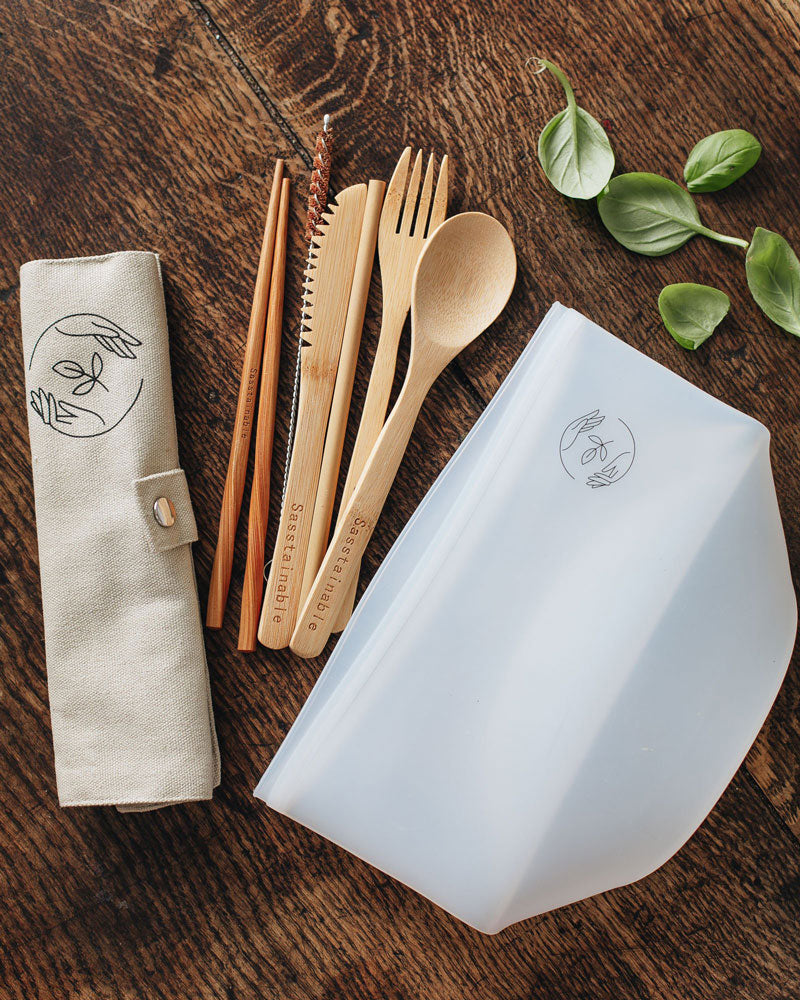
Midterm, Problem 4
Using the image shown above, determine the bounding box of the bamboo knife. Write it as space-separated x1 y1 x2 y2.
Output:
258 183 367 648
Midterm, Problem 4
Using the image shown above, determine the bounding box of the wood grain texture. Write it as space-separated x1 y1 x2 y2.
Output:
0 0 798 997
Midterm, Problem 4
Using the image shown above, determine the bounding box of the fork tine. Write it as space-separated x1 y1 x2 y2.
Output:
379 146 411 240
412 153 436 238
399 149 423 236
427 153 449 236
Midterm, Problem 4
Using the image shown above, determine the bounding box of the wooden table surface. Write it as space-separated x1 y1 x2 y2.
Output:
2 1 799 997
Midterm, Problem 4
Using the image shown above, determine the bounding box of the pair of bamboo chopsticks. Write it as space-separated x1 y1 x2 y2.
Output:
206 159 290 651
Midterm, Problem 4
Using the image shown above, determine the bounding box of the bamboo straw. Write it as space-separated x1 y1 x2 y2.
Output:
238 176 290 651
298 179 386 607
206 159 283 630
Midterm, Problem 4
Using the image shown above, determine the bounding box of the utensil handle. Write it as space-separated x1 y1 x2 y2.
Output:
238 177 290 652
206 159 283 630
330 296 408 631
290 371 430 658
257 374 328 648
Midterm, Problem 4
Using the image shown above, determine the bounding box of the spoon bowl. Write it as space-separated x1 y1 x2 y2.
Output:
411 212 517 359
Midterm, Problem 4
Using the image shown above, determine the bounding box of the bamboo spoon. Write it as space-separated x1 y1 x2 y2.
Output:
238 176 290 651
299 178 386 606
206 158 283 629
290 212 517 658
331 149 449 632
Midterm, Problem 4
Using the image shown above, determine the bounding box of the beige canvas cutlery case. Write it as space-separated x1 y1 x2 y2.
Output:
20 251 219 810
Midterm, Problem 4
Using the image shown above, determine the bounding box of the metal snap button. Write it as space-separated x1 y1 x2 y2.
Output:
153 496 176 527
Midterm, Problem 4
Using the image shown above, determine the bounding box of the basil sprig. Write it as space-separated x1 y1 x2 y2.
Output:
658 283 731 349
746 227 800 338
684 129 762 193
535 59 614 200
597 173 748 256
534 57 800 348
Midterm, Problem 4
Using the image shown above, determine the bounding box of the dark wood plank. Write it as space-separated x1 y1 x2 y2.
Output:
0 0 798 998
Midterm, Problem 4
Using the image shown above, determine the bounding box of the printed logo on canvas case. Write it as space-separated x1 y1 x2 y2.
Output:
27 313 144 438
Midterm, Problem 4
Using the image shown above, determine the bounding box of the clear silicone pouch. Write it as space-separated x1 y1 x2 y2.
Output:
256 303 796 933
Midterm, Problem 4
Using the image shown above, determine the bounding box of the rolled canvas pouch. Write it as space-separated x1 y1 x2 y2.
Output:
20 251 219 811
256 303 796 933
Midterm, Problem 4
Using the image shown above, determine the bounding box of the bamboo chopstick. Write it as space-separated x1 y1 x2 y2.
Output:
206 158 284 630
238 176 290 651
298 178 386 607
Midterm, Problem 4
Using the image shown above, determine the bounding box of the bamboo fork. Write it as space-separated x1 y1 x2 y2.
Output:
330 148 448 631
206 159 284 630
238 176 290 651
299 178 385 606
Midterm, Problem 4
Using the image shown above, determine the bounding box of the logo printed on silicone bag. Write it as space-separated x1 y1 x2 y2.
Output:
559 409 635 488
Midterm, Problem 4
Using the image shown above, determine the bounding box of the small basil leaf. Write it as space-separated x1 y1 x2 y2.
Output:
597 172 749 256
745 226 800 338
536 59 614 200
684 129 761 193
658 283 731 349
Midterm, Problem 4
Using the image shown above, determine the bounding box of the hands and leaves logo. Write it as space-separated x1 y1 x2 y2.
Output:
27 314 144 438
559 409 635 488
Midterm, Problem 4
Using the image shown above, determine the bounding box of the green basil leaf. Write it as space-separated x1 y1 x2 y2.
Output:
597 172 749 256
745 227 800 337
536 59 614 200
658 283 730 349
684 129 761 193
